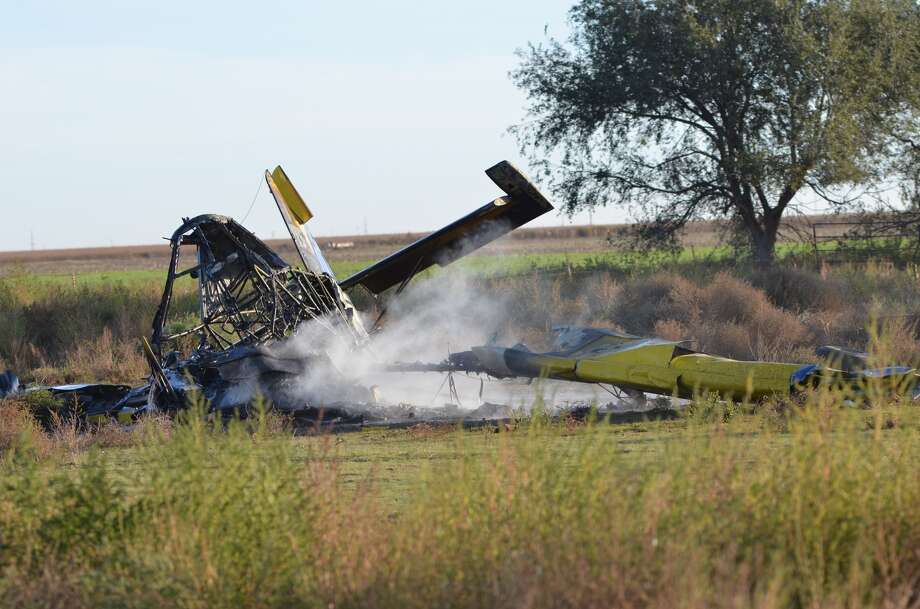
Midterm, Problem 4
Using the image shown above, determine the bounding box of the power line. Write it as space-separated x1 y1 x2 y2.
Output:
241 177 264 224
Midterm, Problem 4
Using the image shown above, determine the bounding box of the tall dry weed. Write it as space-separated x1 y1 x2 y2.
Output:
0 276 196 383
59 328 147 384
0 399 52 460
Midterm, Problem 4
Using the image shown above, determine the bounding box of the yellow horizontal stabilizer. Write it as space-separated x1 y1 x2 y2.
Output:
270 166 313 225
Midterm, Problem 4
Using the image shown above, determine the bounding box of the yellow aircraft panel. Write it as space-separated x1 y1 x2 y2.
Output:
270 166 313 225
575 342 681 392
671 354 801 400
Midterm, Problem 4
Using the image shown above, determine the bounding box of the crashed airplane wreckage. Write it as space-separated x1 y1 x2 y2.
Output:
3 160 917 427
393 326 920 404
0 160 555 425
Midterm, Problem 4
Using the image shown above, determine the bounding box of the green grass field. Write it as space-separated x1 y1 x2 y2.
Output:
0 250 764 300
4 239 875 292
1 260 377 290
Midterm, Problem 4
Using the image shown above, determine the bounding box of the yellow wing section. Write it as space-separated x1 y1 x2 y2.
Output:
265 166 334 277
270 166 313 225
669 355 801 400
574 341 683 392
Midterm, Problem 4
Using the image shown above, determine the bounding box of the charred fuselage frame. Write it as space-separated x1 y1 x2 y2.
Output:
151 215 361 358
143 215 366 413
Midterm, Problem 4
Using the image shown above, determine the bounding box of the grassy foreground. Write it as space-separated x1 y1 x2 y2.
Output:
3 391 920 608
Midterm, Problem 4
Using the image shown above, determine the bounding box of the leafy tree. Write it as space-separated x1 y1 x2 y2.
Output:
513 0 920 266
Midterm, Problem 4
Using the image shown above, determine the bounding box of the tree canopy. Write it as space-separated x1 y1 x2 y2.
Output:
513 0 920 265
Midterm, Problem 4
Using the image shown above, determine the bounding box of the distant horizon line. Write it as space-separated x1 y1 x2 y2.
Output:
0 212 855 258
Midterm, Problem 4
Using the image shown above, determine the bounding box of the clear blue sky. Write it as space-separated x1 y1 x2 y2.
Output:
0 0 627 250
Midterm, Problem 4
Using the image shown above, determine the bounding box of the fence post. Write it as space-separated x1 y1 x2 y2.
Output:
812 223 819 269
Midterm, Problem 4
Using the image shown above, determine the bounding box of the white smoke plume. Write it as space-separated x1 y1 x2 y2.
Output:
280 268 610 415
276 270 502 407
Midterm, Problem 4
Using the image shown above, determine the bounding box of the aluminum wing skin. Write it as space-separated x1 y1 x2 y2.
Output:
265 166 335 277
339 160 554 294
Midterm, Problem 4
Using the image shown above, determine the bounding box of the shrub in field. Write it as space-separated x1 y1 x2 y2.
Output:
17 390 68 430
865 316 920 368
611 272 810 360
608 272 691 333
0 282 31 373
17 282 170 366
483 272 597 344
751 266 848 313
568 270 623 323
476 262 920 362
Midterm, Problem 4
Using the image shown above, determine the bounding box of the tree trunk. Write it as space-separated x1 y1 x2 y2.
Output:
751 225 778 269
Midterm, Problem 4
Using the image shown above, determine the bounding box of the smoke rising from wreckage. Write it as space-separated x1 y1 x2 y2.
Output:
2 160 919 429
0 161 558 426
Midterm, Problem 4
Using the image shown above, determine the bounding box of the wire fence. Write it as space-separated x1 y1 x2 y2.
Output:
809 219 920 266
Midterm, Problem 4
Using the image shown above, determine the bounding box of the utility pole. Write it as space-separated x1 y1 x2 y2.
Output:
363 216 368 235
30 230 35 251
